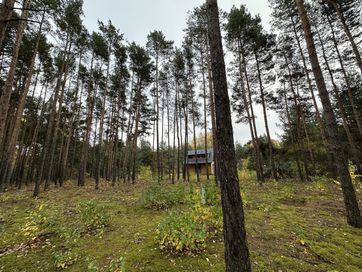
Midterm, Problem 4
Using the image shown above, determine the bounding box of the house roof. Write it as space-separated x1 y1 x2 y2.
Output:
187 149 214 155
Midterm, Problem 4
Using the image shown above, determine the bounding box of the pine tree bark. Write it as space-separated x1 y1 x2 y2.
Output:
175 80 181 182
44 43 72 190
255 52 277 180
24 84 47 186
237 43 262 181
192 99 200 183
0 0 16 51
206 0 251 270
295 0 362 228
167 83 172 180
95 56 110 189
284 52 306 181
206 43 219 183
78 52 95 187
0 0 31 152
59 52 83 186
317 30 362 174
131 106 140 183
0 16 43 190
290 11 336 178
122 72 135 182
155 54 161 181
200 52 210 180
34 34 70 197
241 49 264 182
283 83 304 180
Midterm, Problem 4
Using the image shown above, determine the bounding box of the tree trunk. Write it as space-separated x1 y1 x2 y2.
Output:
327 16 362 139
176 81 182 181
155 54 161 181
131 106 140 183
122 71 135 182
167 85 172 180
34 34 69 197
255 52 278 180
284 52 306 181
241 49 264 182
290 11 336 178
317 30 362 174
206 0 252 271
283 84 304 180
95 58 110 189
59 52 83 185
0 0 31 152
0 13 43 190
0 0 16 52
44 42 72 190
206 42 219 184
295 0 362 228
237 43 262 181
78 52 95 187
200 52 210 180
192 99 200 183
172 95 177 184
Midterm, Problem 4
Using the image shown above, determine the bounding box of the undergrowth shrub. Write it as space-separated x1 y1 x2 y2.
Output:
77 201 110 235
157 184 223 254
190 184 223 235
53 229 81 269
138 166 153 182
238 169 257 181
204 182 221 206
23 203 59 239
349 161 362 184
191 204 222 235
157 211 207 253
142 183 187 209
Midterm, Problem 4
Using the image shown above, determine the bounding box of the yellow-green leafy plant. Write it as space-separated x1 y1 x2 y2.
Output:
142 183 187 209
157 211 207 253
77 200 110 235
53 229 81 270
22 203 59 239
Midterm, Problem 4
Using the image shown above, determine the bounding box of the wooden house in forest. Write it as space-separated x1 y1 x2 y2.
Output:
185 149 214 175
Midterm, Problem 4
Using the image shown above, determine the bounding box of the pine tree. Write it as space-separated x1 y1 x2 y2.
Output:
206 0 251 270
294 0 362 228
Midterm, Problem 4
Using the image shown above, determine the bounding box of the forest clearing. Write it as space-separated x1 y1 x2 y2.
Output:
1 173 361 272
0 0 362 271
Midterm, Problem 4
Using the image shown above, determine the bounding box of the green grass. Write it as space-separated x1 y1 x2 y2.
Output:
0 175 361 272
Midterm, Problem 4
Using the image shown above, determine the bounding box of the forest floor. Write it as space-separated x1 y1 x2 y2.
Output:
0 173 362 272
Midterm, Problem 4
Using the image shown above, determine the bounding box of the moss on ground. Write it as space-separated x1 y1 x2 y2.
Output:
0 175 361 272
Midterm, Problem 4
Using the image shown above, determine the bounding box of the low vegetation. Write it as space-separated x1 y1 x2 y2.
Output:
142 183 187 210
0 172 361 271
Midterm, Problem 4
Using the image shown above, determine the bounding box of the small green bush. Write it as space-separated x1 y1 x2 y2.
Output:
77 201 110 234
157 211 207 253
191 204 223 235
142 183 187 209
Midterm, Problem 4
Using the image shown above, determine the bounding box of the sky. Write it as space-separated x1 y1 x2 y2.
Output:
83 0 280 145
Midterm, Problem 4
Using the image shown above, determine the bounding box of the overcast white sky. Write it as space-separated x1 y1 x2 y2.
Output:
83 0 280 145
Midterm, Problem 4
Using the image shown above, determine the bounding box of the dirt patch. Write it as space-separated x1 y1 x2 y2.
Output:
0 232 54 257
280 197 306 207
